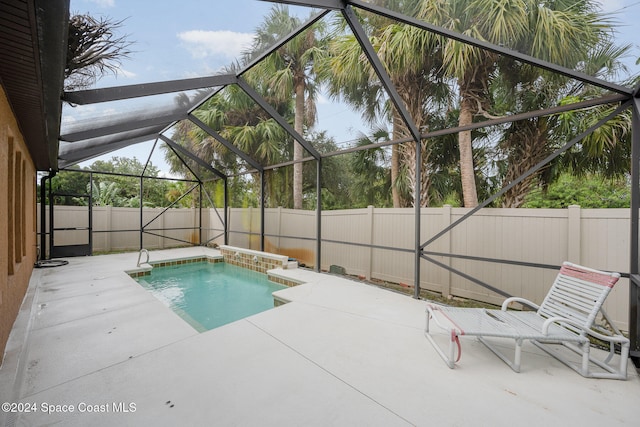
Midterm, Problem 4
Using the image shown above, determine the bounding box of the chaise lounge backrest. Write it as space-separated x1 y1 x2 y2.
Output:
536 262 620 334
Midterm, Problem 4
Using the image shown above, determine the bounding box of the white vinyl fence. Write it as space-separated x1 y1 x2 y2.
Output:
38 204 631 330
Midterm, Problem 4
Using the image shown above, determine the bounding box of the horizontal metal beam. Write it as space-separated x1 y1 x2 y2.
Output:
59 125 166 152
63 74 237 105
60 112 186 142
349 0 632 96
58 133 162 168
422 254 512 298
258 0 344 10
321 93 629 158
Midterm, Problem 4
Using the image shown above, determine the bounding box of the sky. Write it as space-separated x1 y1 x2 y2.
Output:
65 0 640 176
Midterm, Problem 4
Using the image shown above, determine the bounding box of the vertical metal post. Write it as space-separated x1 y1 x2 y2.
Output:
49 175 54 257
261 170 265 251
139 175 143 250
630 98 640 361
316 158 322 272
39 171 53 260
224 177 229 246
414 139 422 299
199 181 203 246
88 174 93 255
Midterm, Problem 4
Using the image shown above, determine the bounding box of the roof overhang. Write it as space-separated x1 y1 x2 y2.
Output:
0 0 69 171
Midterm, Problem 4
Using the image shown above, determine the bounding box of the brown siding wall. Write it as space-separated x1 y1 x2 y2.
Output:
1 86 37 362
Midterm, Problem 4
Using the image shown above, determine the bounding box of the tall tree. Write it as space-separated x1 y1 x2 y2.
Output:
496 81 631 208
418 0 608 207
243 5 326 209
491 8 631 207
166 82 292 208
349 128 393 208
321 4 450 207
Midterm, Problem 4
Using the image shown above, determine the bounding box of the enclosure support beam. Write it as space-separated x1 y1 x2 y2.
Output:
237 78 321 160
261 170 266 252
139 176 144 250
321 94 628 158
258 0 343 9
316 158 322 272
421 102 631 249
63 74 238 105
630 94 640 362
199 182 203 246
159 135 227 180
414 142 421 298
188 114 264 172
60 112 186 142
349 0 631 96
342 4 423 294
224 179 229 246
39 172 53 260
48 177 54 257
240 8 332 76
420 102 632 299
341 6 421 143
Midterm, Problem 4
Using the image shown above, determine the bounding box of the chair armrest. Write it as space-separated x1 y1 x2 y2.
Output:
501 297 540 311
541 316 630 344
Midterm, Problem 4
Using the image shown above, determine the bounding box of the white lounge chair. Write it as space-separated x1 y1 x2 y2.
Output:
425 262 630 379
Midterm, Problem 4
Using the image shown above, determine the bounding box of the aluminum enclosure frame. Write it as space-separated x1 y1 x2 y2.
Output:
57 0 640 364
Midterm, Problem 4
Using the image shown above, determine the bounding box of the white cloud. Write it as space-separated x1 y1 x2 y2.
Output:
177 30 253 60
84 0 116 7
116 67 137 79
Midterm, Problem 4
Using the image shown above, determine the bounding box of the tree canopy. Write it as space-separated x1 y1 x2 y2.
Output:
46 157 180 208
161 0 636 211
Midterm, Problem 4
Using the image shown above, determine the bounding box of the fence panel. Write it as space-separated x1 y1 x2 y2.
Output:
37 204 631 330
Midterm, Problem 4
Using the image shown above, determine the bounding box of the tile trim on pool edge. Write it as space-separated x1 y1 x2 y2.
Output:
126 256 223 278
126 256 305 290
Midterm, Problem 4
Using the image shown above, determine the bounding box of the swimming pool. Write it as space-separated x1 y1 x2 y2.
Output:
135 261 287 331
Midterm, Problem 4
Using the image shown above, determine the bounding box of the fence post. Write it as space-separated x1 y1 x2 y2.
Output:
277 206 283 252
366 205 374 280
159 208 165 249
248 206 254 250
105 205 112 253
442 205 452 297
567 205 581 264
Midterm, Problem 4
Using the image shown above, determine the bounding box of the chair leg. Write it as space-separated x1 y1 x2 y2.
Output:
424 330 456 369
425 311 457 369
580 340 590 377
514 338 523 372
478 336 523 373
533 339 628 380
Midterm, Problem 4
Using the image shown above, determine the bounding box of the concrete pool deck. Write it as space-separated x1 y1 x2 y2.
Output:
0 247 638 426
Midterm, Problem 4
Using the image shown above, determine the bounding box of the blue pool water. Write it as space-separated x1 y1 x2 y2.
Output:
136 262 287 331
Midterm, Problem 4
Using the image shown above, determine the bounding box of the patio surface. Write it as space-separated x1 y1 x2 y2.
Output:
0 247 638 426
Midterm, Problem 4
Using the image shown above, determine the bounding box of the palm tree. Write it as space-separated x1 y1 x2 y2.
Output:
491 10 631 207
321 5 450 207
350 128 393 207
242 5 326 209
418 0 608 207
166 84 291 208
